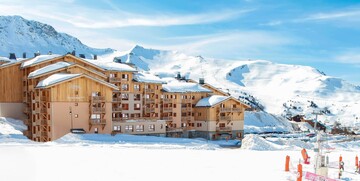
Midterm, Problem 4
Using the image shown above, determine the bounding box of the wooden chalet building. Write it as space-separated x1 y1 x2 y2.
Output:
0 53 249 142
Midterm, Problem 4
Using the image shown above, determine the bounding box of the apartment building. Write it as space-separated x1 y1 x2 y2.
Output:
0 53 249 142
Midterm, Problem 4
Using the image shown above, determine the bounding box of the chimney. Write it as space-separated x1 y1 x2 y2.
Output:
94 54 97 60
199 78 205 84
34 52 41 57
79 54 85 58
9 53 16 60
22 52 26 59
48 51 52 55
71 50 76 56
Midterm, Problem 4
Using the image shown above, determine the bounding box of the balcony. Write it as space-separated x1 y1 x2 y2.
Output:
40 108 47 114
89 119 106 125
109 77 122 83
219 108 232 112
163 98 172 103
162 116 173 120
232 108 241 112
144 98 155 104
112 97 122 102
112 107 122 112
145 107 155 113
91 107 106 113
90 96 105 102
181 99 192 103
112 117 124 122
181 116 192 122
163 107 173 113
41 131 49 137
219 116 232 120
41 119 50 125
144 89 155 93
216 127 232 132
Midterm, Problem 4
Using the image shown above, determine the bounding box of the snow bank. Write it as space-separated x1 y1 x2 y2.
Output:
0 117 30 143
241 134 281 150
196 95 229 107
244 111 293 133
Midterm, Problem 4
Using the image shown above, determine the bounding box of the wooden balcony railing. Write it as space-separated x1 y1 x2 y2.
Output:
112 97 122 102
216 127 232 132
91 96 105 102
163 107 173 112
162 116 173 120
41 131 49 137
232 108 241 112
112 117 123 122
91 107 106 113
163 98 172 103
181 99 192 103
41 119 50 125
109 77 122 83
219 116 232 120
144 89 155 93
144 98 155 104
145 108 155 113
219 108 232 112
112 107 122 112
89 119 106 125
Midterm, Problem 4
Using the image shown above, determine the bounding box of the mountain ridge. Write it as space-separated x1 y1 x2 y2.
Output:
0 15 113 58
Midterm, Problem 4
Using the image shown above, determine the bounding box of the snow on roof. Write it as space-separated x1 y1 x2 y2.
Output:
20 54 63 68
133 72 166 84
84 59 136 72
195 95 230 107
162 80 212 93
28 62 73 78
36 73 81 88
0 56 10 62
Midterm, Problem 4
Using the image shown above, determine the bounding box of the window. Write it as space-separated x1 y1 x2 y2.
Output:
174 113 177 117
121 84 129 91
122 74 128 80
149 124 155 132
197 123 202 127
134 84 140 91
122 104 129 110
122 113 129 118
75 90 79 96
121 93 129 100
134 103 140 110
161 124 164 129
174 104 177 108
94 128 98 134
198 113 202 116
125 125 133 132
134 94 141 101
109 73 115 78
219 123 226 128
233 104 237 108
136 125 144 132
181 123 187 127
113 126 121 131
75 103 78 106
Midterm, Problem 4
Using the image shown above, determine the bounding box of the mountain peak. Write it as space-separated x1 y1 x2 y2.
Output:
0 15 113 58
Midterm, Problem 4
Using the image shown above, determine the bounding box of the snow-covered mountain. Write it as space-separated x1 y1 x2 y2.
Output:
100 45 360 128
0 15 113 58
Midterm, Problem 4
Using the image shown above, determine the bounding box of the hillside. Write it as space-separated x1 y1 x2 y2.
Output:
100 45 360 128
0 16 113 58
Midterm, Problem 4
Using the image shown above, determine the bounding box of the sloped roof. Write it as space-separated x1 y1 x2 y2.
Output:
195 95 230 107
21 54 63 68
28 62 73 79
133 72 166 84
83 59 137 72
162 81 212 93
36 73 118 90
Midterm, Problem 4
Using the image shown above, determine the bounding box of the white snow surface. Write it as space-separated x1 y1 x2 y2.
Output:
244 111 293 133
84 58 136 72
162 79 212 93
36 73 80 88
0 16 113 57
133 72 165 84
20 54 62 68
28 61 73 78
195 95 229 107
100 45 360 128
1 118 360 181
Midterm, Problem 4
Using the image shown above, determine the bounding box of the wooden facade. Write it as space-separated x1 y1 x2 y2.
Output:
0 53 250 142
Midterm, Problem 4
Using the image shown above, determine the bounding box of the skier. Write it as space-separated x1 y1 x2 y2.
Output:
340 161 345 171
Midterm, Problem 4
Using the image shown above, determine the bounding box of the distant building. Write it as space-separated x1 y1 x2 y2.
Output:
0 54 249 142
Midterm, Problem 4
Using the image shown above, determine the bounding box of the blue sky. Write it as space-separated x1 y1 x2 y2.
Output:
1 0 360 84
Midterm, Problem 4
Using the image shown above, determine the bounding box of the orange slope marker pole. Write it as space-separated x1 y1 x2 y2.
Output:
297 163 302 181
285 155 290 172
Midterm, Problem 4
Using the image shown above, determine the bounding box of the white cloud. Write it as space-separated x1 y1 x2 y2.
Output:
300 9 360 22
0 0 254 28
335 50 360 65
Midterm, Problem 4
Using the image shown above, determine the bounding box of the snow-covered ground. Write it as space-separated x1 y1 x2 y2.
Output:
1 117 360 181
